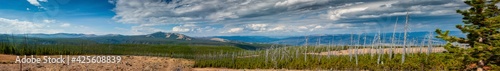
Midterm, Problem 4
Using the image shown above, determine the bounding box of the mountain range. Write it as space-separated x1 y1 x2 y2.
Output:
0 32 275 50
213 31 466 45
2 31 465 47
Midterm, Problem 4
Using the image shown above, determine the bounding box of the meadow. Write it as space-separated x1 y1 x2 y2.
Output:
193 45 461 70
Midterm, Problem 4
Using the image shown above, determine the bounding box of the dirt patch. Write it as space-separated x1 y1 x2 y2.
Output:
0 54 194 71
307 47 447 55
0 54 16 64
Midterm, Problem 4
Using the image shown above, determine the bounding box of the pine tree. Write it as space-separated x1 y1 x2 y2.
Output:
4 43 12 54
0 43 5 54
435 0 500 70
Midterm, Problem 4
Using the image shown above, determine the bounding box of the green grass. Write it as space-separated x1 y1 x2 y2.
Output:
194 53 461 70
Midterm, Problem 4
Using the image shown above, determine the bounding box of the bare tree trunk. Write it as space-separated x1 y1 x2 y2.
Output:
295 46 299 58
304 36 308 62
402 12 409 64
327 41 331 58
391 17 398 59
318 36 321 46
349 33 353 61
363 34 367 56
427 31 432 55
377 31 382 65
265 49 269 63
356 33 361 65
420 38 425 53
371 33 378 58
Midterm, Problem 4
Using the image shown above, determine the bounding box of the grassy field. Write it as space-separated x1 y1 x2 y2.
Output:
193 45 464 70
195 53 460 70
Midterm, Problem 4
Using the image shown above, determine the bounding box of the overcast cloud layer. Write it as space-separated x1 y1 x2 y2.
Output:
109 0 470 36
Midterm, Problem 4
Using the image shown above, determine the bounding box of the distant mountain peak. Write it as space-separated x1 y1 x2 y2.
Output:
18 33 97 38
146 32 192 40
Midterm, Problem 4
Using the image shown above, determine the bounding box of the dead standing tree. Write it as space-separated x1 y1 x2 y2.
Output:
390 17 398 59
402 12 409 64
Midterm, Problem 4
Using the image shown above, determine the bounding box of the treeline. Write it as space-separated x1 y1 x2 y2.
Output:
0 42 80 55
0 42 245 59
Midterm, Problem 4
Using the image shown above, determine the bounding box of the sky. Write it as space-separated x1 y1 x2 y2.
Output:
0 0 494 37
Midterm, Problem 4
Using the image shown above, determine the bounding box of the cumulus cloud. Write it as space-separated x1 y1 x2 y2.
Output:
27 0 49 7
172 26 190 32
245 24 268 32
60 23 71 27
27 0 41 6
0 18 61 33
171 24 195 32
43 19 55 23
328 7 367 20
358 11 422 18
219 23 354 34
130 25 166 34
108 0 116 4
170 24 216 33
363 22 377 25
223 28 244 33
327 0 468 20
38 0 47 2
